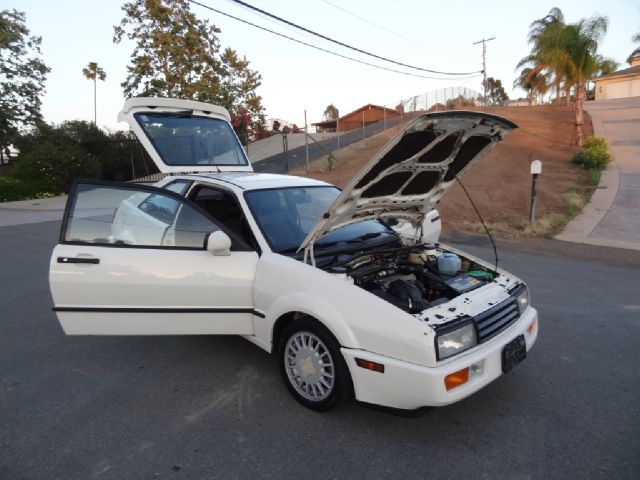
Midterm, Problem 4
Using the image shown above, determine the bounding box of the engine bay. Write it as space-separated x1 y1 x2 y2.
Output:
326 244 496 314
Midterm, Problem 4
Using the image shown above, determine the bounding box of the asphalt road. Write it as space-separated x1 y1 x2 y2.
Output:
1 221 639 479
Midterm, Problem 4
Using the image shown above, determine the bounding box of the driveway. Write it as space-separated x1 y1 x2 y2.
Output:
558 97 640 250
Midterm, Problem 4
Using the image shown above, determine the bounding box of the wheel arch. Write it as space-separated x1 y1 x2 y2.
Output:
271 311 345 355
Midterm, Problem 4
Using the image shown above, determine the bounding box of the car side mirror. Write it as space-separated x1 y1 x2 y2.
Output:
206 230 231 256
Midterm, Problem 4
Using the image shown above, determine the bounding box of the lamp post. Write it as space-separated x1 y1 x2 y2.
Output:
530 160 542 224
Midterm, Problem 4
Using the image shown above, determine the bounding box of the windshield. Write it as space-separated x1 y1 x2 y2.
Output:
244 186 395 253
134 113 248 167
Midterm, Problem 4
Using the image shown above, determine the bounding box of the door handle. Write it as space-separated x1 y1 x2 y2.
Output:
57 257 100 265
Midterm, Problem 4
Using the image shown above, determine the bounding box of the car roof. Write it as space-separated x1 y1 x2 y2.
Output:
167 172 332 191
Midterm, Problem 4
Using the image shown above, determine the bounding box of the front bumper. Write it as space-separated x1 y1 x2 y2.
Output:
342 306 539 410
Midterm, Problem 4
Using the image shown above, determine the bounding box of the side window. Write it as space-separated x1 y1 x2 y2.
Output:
64 183 219 249
163 179 192 196
138 193 180 223
191 186 257 250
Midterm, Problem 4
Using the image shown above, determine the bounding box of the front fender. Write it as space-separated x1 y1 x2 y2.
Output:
253 253 432 365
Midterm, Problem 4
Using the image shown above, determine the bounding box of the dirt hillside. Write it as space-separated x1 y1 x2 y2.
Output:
294 105 593 237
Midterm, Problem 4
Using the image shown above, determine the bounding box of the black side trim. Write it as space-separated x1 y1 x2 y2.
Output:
57 257 100 264
53 306 265 318
430 215 441 223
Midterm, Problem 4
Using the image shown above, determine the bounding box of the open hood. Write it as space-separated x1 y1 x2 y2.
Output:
118 97 253 174
300 111 517 251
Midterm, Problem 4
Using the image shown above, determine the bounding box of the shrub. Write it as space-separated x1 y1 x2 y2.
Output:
584 136 608 151
0 176 61 202
12 140 102 192
572 135 612 171
582 146 611 170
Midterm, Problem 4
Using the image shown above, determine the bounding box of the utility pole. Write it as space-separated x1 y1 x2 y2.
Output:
473 36 495 106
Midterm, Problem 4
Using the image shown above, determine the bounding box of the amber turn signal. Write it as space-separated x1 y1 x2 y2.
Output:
527 318 538 336
445 367 469 391
355 358 385 373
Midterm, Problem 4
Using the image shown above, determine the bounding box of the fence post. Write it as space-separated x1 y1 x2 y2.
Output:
304 109 309 172
129 141 136 180
282 132 289 173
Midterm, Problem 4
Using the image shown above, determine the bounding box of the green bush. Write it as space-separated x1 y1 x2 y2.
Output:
12 140 102 192
572 135 612 171
0 176 61 202
582 147 612 170
584 136 608 151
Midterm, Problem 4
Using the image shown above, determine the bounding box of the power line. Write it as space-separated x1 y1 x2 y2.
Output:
188 0 482 81
319 0 433 51
227 0 482 76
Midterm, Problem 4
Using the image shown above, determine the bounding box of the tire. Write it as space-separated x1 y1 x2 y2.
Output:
278 317 353 411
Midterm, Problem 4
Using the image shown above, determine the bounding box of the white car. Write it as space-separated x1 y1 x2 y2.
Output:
50 98 538 412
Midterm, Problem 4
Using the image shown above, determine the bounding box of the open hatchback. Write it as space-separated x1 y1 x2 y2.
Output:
117 97 253 174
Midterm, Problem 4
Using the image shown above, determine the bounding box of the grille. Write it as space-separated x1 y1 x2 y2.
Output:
474 296 520 343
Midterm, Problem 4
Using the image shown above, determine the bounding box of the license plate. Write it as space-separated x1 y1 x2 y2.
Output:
502 335 526 373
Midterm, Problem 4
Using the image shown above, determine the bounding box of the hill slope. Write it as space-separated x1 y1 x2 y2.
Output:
294 105 593 237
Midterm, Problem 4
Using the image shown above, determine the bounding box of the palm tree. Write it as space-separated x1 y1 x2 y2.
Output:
595 56 619 76
514 68 550 105
517 8 566 103
514 68 535 105
82 62 106 124
517 10 609 145
536 15 608 145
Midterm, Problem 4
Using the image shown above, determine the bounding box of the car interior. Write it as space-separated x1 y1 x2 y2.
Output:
189 186 259 251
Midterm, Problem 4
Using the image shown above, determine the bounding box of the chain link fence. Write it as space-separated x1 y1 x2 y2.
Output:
394 86 482 114
250 86 483 174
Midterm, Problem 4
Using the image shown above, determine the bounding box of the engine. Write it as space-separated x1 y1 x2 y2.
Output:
339 245 495 314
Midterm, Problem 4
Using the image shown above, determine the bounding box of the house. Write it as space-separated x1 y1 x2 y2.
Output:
312 104 401 133
594 53 640 100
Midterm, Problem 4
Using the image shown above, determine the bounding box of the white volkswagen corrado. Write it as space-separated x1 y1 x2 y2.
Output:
50 98 538 412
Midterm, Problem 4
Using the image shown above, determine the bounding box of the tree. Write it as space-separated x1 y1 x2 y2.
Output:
513 68 549 105
517 9 610 145
82 62 106 125
0 10 50 156
485 77 509 105
518 8 566 103
323 104 339 121
513 68 535 105
629 28 640 61
594 56 618 76
13 121 103 191
113 0 264 128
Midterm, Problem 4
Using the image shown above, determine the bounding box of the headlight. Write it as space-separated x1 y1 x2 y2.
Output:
516 286 530 315
436 321 477 360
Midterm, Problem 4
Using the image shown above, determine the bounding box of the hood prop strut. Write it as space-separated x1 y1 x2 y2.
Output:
455 174 499 275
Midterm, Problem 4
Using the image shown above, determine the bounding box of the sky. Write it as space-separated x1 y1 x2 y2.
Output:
6 0 640 132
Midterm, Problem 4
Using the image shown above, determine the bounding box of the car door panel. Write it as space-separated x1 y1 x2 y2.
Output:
50 181 259 335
